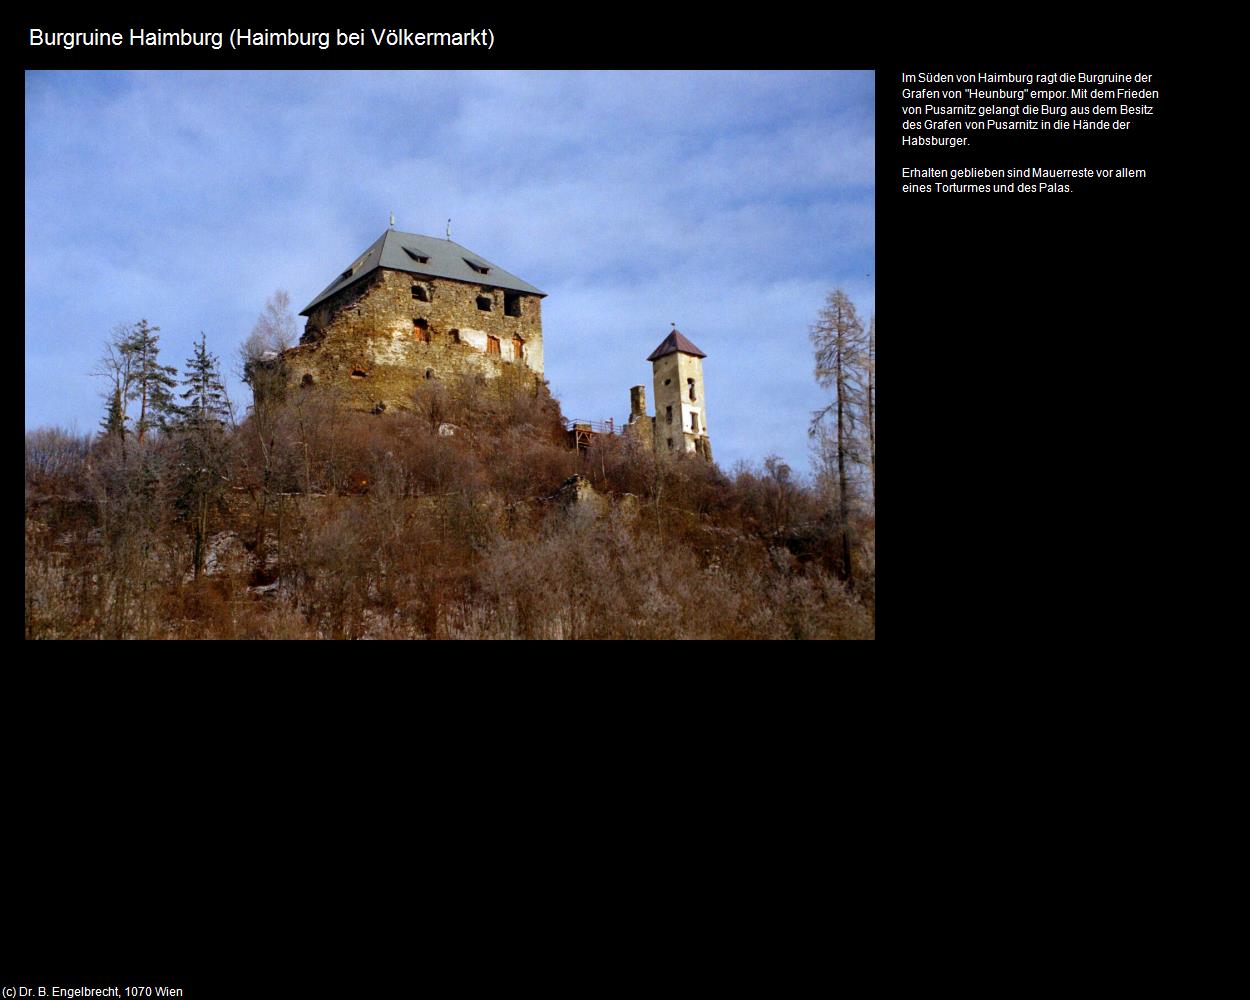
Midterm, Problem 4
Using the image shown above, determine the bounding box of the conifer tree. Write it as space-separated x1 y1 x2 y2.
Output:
123 319 179 443
100 385 126 442
179 332 232 429
174 333 232 578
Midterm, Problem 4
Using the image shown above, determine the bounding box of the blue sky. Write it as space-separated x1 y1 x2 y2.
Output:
25 70 873 475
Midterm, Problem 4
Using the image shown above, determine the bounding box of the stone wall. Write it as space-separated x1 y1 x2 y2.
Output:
282 268 546 413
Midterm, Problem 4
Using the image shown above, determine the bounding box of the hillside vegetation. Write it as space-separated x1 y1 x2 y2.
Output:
27 288 875 640
25 377 874 639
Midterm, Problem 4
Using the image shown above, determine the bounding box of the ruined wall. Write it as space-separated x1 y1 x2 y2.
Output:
623 384 654 450
284 268 545 413
623 415 655 451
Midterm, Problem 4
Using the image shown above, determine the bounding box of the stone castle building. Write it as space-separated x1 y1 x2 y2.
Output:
275 228 547 412
272 227 713 461
624 328 713 460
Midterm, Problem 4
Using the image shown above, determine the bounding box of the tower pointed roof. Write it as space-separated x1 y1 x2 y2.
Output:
646 328 707 362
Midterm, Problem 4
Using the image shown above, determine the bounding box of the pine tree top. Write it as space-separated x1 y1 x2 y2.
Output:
178 333 231 428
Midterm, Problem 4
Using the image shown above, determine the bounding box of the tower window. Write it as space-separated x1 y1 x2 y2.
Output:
301 373 313 387
414 318 430 343
691 412 699 432
476 295 492 311
512 336 525 362
667 438 673 450
425 368 434 380
487 336 501 356
666 405 672 424
504 292 522 317
350 368 368 379
664 378 671 386
449 329 461 344
411 284 429 301
688 378 696 401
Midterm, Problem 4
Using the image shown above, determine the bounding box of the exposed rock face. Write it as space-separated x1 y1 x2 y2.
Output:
555 474 606 514
278 268 546 413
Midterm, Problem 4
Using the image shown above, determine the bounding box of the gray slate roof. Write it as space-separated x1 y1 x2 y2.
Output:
301 229 546 315
647 329 707 361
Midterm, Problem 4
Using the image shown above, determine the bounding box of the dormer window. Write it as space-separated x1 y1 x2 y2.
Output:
340 253 369 280
404 248 430 264
464 259 490 275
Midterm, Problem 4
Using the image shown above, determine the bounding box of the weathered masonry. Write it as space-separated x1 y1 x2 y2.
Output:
279 229 547 411
624 328 712 461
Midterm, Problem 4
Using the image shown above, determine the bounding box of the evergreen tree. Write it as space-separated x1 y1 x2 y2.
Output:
100 385 126 442
123 319 179 442
179 332 232 429
174 333 232 579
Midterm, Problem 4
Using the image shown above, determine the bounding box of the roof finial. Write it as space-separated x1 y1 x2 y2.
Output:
446 218 452 241
389 211 395 229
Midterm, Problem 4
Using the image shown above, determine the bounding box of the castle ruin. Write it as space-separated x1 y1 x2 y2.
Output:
274 228 547 413
623 328 713 460
271 228 712 460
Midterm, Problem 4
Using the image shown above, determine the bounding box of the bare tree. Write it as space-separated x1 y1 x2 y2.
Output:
763 454 796 537
809 289 868 584
241 289 298 365
239 291 299 567
240 289 298 442
866 313 875 503
91 325 140 449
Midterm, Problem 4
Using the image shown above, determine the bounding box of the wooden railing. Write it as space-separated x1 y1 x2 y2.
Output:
563 418 616 435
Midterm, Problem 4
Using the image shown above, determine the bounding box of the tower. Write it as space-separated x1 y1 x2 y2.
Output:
647 327 712 460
